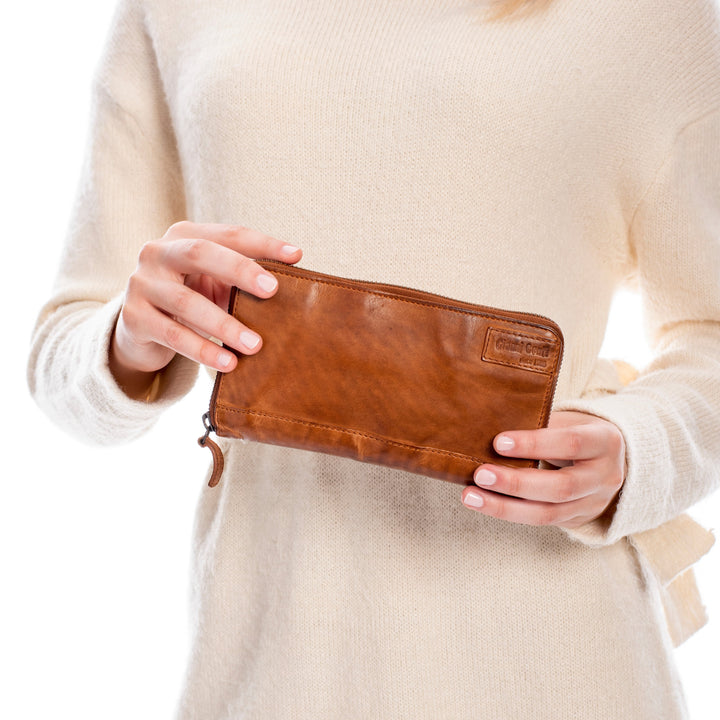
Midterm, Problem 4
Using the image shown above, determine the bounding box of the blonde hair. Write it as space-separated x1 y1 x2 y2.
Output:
480 0 550 20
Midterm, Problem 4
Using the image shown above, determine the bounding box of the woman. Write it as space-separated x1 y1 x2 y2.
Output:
28 0 720 717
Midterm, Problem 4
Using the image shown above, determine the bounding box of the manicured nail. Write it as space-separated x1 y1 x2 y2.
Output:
474 468 497 486
464 490 484 509
218 351 234 368
495 435 515 452
240 331 260 350
281 244 300 255
257 273 278 293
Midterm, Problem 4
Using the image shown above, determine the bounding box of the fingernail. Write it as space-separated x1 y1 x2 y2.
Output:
464 490 484 509
218 351 234 368
256 274 278 293
496 435 515 452
240 331 260 350
281 244 300 255
474 468 497 486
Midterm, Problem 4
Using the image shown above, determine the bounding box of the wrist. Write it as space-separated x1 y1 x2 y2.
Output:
109 331 163 401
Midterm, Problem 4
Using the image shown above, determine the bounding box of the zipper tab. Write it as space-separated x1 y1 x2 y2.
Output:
198 412 224 488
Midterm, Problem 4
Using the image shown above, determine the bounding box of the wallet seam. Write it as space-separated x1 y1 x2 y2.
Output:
215 403 488 463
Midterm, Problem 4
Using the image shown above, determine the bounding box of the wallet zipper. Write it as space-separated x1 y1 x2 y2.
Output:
198 412 225 488
255 259 564 336
198 350 235 487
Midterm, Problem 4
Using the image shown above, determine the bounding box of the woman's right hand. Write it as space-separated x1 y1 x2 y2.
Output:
109 221 302 398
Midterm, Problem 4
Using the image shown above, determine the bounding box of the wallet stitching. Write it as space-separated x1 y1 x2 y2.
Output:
540 379 553 429
258 267 563 357
215 403 487 463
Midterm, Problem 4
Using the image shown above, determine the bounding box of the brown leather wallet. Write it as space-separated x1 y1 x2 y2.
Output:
198 261 564 488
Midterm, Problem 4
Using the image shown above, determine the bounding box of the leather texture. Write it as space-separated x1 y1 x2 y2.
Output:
197 434 224 488
208 261 564 485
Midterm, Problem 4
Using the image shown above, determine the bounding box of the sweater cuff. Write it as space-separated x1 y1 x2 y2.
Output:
74 295 199 444
552 392 670 547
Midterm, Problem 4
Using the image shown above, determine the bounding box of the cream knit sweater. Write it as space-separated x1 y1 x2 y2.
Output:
28 0 720 717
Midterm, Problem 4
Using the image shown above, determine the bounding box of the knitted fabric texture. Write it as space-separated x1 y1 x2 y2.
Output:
28 1 720 718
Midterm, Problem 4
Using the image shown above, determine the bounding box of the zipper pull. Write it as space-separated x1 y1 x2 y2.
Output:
198 412 224 488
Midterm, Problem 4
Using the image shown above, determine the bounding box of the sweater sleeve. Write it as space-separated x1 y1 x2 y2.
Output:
555 108 720 546
27 0 198 445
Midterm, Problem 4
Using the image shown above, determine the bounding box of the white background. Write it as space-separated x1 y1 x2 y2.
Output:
1 2 718 718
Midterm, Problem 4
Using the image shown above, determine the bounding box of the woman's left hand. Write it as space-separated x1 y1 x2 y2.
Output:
461 411 626 529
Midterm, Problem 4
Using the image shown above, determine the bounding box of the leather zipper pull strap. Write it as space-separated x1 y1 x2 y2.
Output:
198 412 224 488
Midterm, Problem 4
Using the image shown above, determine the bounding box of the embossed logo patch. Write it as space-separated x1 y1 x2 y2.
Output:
483 328 560 374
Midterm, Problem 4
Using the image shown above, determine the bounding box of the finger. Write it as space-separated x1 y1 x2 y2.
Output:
142 277 263 355
143 306 241 372
472 463 597 503
166 221 302 263
158 237 282 299
493 424 611 462
461 486 589 527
